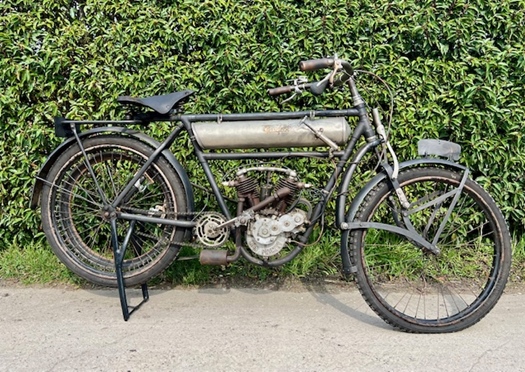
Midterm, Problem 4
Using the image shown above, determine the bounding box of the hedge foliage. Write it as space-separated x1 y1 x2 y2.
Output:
1 0 524 249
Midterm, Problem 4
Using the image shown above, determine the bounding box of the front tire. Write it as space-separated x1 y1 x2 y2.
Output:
346 167 511 333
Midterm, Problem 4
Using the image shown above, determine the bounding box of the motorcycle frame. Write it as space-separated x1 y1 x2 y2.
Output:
51 106 380 243
33 89 467 321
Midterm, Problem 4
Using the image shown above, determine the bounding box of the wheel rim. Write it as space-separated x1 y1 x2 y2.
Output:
355 171 503 326
50 143 178 278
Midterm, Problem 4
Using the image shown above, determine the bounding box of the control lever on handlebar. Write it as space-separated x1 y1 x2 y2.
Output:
267 77 309 97
309 78 330 95
267 79 328 103
268 76 329 103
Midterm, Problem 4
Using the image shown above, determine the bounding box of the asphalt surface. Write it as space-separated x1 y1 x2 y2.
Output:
1 281 524 371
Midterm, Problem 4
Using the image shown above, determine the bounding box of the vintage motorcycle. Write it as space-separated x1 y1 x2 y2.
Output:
31 56 511 333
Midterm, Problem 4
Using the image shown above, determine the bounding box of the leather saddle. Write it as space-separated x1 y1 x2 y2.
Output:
117 89 194 114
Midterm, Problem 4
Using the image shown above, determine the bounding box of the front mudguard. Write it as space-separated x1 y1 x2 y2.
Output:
30 126 194 215
336 158 467 226
336 157 468 275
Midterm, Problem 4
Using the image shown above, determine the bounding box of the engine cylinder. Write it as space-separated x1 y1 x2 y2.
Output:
275 177 298 207
235 175 260 206
236 175 258 195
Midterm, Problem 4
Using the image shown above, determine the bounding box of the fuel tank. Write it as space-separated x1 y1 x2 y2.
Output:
191 117 351 149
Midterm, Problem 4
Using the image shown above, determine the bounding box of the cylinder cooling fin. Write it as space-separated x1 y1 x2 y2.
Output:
235 175 259 195
275 177 299 206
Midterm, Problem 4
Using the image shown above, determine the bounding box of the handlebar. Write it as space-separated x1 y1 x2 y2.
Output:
300 58 354 76
268 56 355 98
267 80 329 97
299 58 335 72
267 85 301 96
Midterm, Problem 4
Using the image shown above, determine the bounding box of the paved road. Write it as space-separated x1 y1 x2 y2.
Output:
1 282 524 371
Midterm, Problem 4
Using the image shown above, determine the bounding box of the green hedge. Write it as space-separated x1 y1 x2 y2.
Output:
1 0 524 249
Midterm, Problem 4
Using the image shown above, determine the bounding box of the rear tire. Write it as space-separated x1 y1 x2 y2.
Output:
346 167 511 333
41 135 189 287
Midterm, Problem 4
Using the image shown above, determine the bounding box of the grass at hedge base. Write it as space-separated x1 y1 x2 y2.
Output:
1 236 523 288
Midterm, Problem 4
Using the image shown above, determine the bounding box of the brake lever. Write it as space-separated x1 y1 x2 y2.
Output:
327 54 355 87
283 76 308 87
281 93 297 104
281 77 309 104
310 55 343 94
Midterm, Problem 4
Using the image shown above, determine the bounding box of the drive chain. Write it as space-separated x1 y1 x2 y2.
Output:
118 207 230 249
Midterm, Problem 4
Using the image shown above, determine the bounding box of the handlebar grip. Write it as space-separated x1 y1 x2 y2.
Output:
299 58 335 71
267 85 295 96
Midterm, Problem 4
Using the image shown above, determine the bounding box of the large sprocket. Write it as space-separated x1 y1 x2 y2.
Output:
194 213 230 248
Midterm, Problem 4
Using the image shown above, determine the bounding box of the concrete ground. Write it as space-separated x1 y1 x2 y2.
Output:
1 281 524 371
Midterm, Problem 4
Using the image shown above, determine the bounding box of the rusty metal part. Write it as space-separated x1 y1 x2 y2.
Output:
199 249 229 265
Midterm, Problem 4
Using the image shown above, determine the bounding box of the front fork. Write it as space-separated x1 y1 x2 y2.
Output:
337 101 469 275
339 159 469 276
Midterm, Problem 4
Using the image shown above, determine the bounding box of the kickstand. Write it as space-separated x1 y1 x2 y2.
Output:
111 219 149 321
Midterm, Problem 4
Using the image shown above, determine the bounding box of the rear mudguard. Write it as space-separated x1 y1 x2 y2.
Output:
30 126 194 215
336 158 468 274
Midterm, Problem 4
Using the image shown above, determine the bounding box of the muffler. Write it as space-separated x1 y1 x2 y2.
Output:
199 249 229 265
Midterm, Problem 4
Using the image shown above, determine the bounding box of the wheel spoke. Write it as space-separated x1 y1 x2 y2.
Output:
349 167 510 332
42 137 186 287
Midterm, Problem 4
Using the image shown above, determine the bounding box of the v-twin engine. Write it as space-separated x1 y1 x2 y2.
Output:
225 166 312 259
246 209 308 257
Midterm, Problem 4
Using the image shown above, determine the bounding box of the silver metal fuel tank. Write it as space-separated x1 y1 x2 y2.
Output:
192 117 351 149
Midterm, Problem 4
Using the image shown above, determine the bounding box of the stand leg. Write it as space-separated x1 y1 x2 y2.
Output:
111 219 149 321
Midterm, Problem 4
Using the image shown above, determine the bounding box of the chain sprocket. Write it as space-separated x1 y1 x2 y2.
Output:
118 207 228 249
194 213 230 248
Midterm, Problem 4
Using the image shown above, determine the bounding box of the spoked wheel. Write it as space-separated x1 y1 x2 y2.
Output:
345 166 511 333
41 135 189 287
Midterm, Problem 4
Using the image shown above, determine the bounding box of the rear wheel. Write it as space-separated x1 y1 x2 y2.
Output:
41 135 189 287
346 167 511 333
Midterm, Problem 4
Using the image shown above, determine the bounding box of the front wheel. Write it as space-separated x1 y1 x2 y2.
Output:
344 166 511 333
